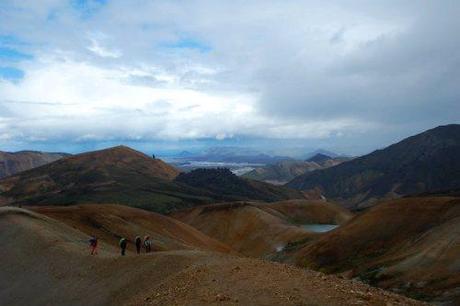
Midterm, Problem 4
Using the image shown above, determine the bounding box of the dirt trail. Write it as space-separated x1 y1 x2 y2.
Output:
0 206 425 306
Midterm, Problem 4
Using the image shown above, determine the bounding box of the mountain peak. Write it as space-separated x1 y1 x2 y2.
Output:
288 124 460 210
306 153 332 163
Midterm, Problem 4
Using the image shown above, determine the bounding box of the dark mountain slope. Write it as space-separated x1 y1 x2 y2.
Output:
287 124 460 210
306 153 332 164
0 150 69 178
0 146 304 213
175 168 305 202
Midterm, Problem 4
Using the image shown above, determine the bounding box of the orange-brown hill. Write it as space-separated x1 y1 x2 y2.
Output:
172 200 352 258
32 204 231 254
285 196 460 305
0 206 423 306
0 146 304 213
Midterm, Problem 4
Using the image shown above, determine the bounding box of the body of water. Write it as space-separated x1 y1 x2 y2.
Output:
301 224 338 233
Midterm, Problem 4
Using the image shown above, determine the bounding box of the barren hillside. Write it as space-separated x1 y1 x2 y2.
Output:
0 206 423 306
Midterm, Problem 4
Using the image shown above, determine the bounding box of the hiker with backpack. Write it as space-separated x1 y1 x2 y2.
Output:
119 237 127 256
89 236 98 255
135 236 142 254
144 236 152 253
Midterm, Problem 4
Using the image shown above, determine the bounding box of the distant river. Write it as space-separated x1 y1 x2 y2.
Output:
166 160 264 175
301 224 338 233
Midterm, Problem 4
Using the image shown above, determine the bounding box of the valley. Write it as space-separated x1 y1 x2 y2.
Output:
1 125 459 305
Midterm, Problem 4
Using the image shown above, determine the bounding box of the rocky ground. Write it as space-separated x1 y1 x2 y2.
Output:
0 206 425 306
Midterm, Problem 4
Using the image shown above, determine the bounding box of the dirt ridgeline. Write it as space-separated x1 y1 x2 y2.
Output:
0 206 425 306
32 204 232 254
172 199 353 258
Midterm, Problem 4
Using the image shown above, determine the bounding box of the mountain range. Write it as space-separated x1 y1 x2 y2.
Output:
1 124 459 305
171 146 293 164
287 124 460 210
0 146 305 213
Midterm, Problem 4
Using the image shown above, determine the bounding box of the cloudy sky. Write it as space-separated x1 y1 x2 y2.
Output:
0 0 459 156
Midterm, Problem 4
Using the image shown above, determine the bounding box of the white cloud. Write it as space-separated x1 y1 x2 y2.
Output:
0 1 459 153
87 38 122 58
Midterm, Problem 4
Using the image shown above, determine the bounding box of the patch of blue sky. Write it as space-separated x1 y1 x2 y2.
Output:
72 0 108 18
0 66 24 81
0 47 33 62
161 38 212 53
0 35 24 46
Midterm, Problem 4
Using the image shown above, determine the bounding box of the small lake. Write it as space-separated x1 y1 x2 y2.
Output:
301 224 338 233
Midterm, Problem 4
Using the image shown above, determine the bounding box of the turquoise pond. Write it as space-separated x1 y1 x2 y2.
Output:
301 224 338 233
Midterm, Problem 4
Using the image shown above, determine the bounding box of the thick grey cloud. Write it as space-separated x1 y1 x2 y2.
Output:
0 1 459 154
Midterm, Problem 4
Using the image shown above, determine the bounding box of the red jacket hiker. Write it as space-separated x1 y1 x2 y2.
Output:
89 236 98 255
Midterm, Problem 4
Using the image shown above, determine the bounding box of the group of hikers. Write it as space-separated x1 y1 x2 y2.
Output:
88 235 153 255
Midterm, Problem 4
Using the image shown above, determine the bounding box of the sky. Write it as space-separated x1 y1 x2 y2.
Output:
0 0 459 156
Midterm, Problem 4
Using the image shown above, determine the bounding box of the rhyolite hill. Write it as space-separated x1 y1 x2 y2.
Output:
287 124 460 210
0 146 305 213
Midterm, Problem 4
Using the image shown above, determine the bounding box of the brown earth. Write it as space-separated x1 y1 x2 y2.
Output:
32 204 231 254
0 146 305 214
0 206 424 306
172 200 352 258
287 197 460 305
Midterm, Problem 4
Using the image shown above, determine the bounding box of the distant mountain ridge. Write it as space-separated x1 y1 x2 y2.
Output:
287 124 460 210
0 146 305 213
243 155 351 185
0 150 69 179
171 146 293 164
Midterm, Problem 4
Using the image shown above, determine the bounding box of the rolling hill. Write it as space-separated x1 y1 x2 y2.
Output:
287 124 460 210
33 204 231 253
0 150 69 178
0 146 305 213
172 200 352 258
281 196 460 305
243 155 351 185
0 206 423 306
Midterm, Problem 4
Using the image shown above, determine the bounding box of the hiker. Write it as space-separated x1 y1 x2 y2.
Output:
135 236 142 254
119 237 127 256
89 236 98 255
144 236 152 253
